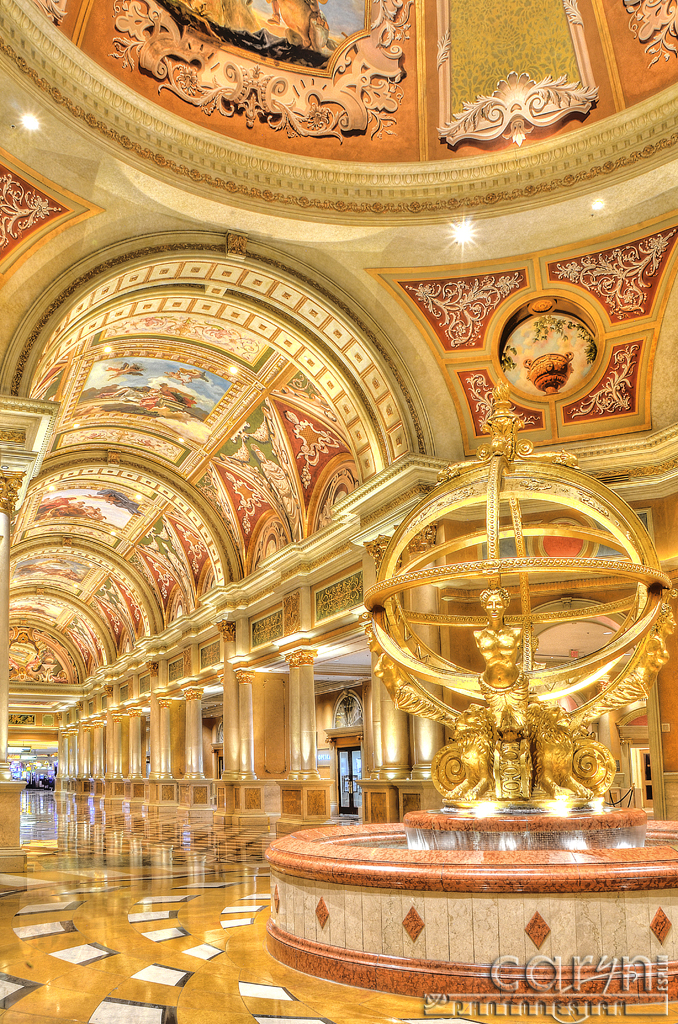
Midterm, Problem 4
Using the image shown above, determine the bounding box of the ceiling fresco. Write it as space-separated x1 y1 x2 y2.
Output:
24 0 678 164
374 215 678 454
10 251 404 682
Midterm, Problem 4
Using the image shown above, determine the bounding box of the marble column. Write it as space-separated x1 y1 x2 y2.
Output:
218 622 239 780
286 650 319 781
68 730 79 779
158 699 172 778
0 472 22 783
57 725 67 790
128 709 144 779
110 715 124 779
81 727 92 778
286 656 302 779
183 688 205 780
147 663 162 780
93 724 104 778
234 671 256 781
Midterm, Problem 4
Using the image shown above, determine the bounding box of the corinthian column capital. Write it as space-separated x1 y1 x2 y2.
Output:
0 471 24 516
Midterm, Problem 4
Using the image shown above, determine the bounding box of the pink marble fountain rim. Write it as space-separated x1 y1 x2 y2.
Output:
403 806 647 834
265 820 678 893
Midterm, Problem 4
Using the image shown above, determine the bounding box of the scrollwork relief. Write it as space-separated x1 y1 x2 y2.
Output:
0 172 59 252
623 0 678 67
566 344 639 420
439 72 598 148
554 230 677 318
406 273 523 349
110 0 411 141
31 0 67 24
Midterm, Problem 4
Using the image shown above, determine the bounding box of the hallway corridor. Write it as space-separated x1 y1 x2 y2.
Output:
0 793 431 1024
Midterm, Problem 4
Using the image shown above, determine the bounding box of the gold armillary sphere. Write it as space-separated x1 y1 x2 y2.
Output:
364 385 674 803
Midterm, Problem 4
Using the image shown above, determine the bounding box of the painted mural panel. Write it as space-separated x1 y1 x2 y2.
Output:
10 597 67 621
58 427 184 463
12 556 90 585
35 487 142 527
100 315 272 366
76 358 232 443
9 629 70 684
146 0 365 70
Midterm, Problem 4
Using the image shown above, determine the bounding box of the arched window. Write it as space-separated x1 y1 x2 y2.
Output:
333 690 363 729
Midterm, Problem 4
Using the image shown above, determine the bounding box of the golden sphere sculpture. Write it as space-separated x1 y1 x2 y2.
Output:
365 386 674 805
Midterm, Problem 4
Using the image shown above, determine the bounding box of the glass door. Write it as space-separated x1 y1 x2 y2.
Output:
338 746 363 814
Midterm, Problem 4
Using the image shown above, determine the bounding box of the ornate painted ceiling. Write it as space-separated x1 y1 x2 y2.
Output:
24 0 678 158
7 247 419 680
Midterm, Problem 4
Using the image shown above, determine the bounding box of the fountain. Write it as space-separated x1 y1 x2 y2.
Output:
266 386 678 1013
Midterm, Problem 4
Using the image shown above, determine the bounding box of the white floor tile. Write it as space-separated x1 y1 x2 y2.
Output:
90 999 164 1024
16 901 82 915
220 917 254 929
221 905 265 914
128 911 176 923
0 980 22 1000
239 982 294 1000
238 894 271 900
134 895 196 904
181 944 223 960
131 965 191 987
141 927 187 942
172 881 239 889
50 944 116 965
14 921 74 939
253 1017 332 1024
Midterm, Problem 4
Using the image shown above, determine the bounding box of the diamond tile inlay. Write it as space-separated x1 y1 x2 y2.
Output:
525 911 550 949
651 907 672 944
315 897 329 929
273 884 280 913
402 905 424 942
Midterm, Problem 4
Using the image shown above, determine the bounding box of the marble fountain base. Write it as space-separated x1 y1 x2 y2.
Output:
266 813 678 1010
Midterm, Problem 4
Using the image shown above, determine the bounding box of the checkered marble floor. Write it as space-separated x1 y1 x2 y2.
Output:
0 792 655 1024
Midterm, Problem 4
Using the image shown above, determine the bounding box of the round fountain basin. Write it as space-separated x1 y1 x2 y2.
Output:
404 805 647 851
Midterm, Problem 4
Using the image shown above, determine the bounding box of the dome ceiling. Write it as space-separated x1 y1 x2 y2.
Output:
10 249 412 681
24 0 678 163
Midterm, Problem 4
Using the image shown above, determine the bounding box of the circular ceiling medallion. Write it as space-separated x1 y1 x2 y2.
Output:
499 313 597 399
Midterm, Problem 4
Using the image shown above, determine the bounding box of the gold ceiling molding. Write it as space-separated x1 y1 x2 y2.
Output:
9 240 417 475
10 535 164 636
10 583 116 663
36 449 238 585
4 0 678 221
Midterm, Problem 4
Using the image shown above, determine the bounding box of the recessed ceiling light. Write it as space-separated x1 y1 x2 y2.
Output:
134 493 142 501
451 220 475 245
72 422 80 429
229 364 238 374
47 485 55 492
591 198 605 211
103 346 112 354
20 114 40 131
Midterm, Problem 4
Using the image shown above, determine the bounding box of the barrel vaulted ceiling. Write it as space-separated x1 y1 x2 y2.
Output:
4 0 678 217
7 248 419 682
3 0 678 693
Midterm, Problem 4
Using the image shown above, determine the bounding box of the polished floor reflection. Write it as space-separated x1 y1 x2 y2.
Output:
0 792 439 1024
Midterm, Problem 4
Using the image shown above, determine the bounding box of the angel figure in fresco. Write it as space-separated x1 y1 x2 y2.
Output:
105 362 144 378
96 490 142 516
265 0 334 53
165 367 208 384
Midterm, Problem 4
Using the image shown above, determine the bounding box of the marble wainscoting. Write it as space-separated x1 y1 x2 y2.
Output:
266 822 678 1002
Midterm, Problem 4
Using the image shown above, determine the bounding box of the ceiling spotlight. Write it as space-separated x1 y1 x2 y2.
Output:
451 220 475 245
103 346 112 354
20 114 40 131
591 198 605 211
134 493 142 501
47 485 55 492
229 364 238 375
